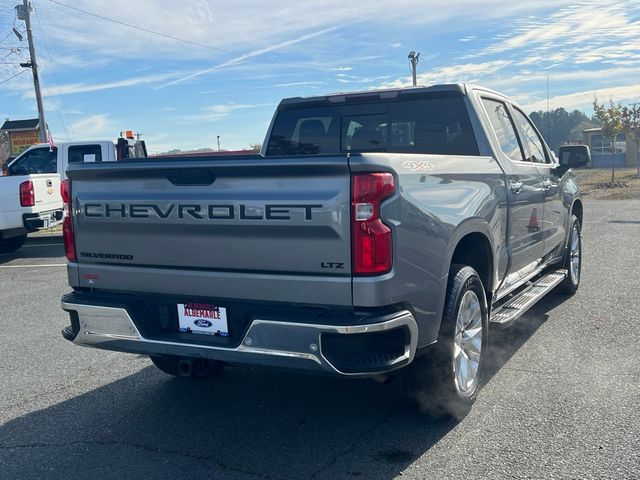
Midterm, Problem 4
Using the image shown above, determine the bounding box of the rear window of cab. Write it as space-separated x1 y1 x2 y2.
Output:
266 95 479 157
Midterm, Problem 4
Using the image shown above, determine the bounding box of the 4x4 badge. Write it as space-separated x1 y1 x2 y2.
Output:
403 160 434 171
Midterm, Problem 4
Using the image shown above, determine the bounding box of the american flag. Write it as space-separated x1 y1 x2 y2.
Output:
47 131 56 150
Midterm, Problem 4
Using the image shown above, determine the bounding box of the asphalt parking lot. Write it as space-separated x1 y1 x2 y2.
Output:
1 200 639 480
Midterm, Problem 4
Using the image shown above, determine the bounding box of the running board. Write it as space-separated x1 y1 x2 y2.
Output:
490 269 567 326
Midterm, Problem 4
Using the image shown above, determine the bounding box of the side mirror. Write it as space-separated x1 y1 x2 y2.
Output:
558 145 590 171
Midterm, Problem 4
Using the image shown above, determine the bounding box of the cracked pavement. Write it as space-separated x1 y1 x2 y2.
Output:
1 200 639 479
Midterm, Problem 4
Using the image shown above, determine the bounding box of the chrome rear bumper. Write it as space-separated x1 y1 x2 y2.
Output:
61 299 418 377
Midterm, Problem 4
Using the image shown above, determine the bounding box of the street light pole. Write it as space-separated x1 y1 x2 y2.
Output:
16 0 47 143
408 51 420 86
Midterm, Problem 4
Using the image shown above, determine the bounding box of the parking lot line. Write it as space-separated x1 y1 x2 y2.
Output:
0 264 67 268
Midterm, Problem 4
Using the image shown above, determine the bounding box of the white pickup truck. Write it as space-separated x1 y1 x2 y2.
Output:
0 141 117 253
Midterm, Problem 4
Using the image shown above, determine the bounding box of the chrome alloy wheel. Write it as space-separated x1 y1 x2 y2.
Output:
453 290 483 395
569 224 581 285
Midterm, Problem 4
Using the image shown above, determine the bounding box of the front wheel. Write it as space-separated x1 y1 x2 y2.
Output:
0 234 26 254
402 264 489 419
558 214 581 294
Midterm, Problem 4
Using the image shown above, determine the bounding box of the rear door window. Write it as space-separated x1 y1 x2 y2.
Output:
7 147 57 175
68 144 103 163
266 95 479 156
481 98 524 162
511 108 548 164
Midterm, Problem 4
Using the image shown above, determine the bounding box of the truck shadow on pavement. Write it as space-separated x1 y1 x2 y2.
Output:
482 292 566 386
0 295 565 480
0 239 64 265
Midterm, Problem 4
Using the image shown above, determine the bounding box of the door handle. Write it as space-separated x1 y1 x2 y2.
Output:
510 180 524 194
542 178 552 190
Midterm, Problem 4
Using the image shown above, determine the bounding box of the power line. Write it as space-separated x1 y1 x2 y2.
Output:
1 51 18 60
0 31 14 44
18 0 48 143
33 2 74 139
0 69 27 85
48 0 239 55
0 26 25 44
0 64 22 74
0 10 19 44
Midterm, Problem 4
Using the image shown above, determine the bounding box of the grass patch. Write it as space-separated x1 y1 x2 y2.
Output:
573 168 640 200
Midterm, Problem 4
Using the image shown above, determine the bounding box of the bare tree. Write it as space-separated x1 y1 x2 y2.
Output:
621 104 640 178
593 99 624 184
0 131 10 167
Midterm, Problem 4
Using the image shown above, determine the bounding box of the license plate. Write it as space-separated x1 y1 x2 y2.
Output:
177 303 228 336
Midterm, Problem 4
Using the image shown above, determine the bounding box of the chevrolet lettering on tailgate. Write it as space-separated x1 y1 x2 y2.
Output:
82 203 323 221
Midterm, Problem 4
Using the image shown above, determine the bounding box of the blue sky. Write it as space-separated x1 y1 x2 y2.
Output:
1 0 639 153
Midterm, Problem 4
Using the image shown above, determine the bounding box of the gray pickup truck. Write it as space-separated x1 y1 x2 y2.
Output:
60 84 588 417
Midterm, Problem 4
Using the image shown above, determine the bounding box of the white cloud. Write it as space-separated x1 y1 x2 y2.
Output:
181 103 271 122
274 81 325 87
156 25 342 89
389 42 403 48
524 84 640 112
478 0 640 66
37 54 110 73
68 114 115 138
22 72 182 98
36 0 576 62
379 60 512 88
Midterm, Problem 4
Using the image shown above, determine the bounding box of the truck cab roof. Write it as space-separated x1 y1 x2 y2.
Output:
278 83 517 108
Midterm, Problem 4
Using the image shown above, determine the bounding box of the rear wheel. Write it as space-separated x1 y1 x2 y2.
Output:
558 214 581 294
0 235 26 254
150 355 224 378
403 264 489 419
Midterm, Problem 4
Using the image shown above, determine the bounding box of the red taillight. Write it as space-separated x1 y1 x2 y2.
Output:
352 172 395 275
61 178 70 204
19 180 35 207
61 179 76 262
63 217 76 262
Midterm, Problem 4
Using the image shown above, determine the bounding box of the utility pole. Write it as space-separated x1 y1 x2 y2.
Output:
408 51 420 86
546 75 550 147
630 102 639 178
16 0 47 143
217 135 221 152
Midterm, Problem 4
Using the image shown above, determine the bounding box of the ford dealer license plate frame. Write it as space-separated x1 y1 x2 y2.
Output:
178 303 229 336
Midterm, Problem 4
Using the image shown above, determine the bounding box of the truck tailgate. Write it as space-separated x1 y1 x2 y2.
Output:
67 156 352 304
0 174 61 230
31 174 62 212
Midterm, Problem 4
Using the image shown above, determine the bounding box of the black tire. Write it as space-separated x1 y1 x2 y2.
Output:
0 235 26 254
558 214 581 294
150 355 224 378
402 264 489 419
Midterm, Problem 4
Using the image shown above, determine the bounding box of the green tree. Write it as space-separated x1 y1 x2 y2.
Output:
621 104 640 178
529 108 593 153
567 120 601 143
593 99 624 184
